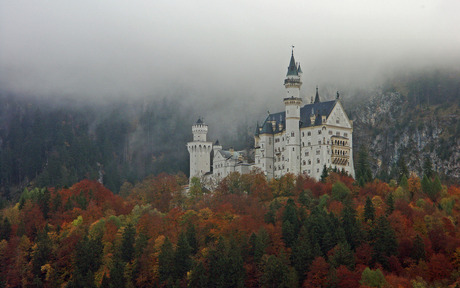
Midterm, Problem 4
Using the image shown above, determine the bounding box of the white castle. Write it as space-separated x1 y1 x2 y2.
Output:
188 51 354 184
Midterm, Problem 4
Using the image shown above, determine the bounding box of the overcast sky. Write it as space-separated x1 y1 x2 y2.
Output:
1 0 460 108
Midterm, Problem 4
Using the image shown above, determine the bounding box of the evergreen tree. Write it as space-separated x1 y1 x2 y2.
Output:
282 198 299 232
372 216 398 268
189 261 208 288
364 196 375 222
355 146 372 186
320 165 328 183
186 223 198 255
291 226 317 284
385 193 394 215
341 205 362 249
158 238 175 285
0 217 11 241
109 255 126 288
282 220 296 248
399 174 409 190
174 232 192 280
121 223 136 263
411 234 426 263
329 242 355 269
397 156 409 183
422 156 434 179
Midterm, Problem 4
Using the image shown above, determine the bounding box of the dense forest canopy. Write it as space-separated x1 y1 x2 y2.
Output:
0 170 459 287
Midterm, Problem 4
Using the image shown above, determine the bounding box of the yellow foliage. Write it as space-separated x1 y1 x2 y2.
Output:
198 208 213 220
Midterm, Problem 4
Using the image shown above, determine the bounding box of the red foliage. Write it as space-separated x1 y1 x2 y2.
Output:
428 253 453 282
355 243 373 267
336 265 360 288
21 201 46 239
303 256 329 288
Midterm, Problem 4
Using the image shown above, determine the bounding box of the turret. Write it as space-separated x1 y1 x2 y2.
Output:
284 48 302 98
187 118 212 180
283 49 302 174
192 118 208 142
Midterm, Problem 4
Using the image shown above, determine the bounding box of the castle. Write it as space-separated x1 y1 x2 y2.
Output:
187 50 354 183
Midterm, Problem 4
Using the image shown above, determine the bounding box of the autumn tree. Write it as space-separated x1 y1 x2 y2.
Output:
303 256 330 288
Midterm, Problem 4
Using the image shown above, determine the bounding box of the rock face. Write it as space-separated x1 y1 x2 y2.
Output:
351 90 460 181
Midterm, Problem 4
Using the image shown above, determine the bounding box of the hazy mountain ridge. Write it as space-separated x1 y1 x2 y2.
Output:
351 69 460 182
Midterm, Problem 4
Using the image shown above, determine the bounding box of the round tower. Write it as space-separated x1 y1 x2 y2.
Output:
284 49 303 174
187 118 212 180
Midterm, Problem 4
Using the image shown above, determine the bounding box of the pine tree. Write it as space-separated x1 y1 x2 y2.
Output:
372 216 397 269
355 146 372 185
411 234 426 263
422 156 434 179
385 193 394 215
174 232 192 280
121 223 136 263
364 196 375 222
320 165 328 183
186 223 198 255
158 238 175 285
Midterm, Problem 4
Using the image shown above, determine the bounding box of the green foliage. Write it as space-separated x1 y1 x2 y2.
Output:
372 216 398 268
360 267 387 288
397 156 409 183
364 196 375 222
261 252 298 288
423 156 434 179
121 224 136 263
399 174 408 190
158 238 175 285
174 232 192 280
355 146 372 186
385 193 394 215
320 165 329 183
331 181 351 202
411 234 426 262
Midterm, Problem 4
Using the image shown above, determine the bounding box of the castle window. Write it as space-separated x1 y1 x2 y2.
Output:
336 132 340 136
292 148 294 151
308 160 311 165
287 168 289 172
317 159 320 163
303 160 306 165
308 142 311 146
269 138 271 144
302 132 304 137
305 151 309 156
302 142 304 147
329 131 332 135
344 133 348 137
308 132 311 136
318 130 321 135
317 168 319 173
316 150 320 155
291 132 294 137
336 119 340 124
318 140 321 145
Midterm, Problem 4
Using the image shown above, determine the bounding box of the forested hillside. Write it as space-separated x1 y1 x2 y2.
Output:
0 171 459 287
1 68 459 202
350 69 460 182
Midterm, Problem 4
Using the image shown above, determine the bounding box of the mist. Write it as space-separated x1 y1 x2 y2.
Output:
1 0 460 140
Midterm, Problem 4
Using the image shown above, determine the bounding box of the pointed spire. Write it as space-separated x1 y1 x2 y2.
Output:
314 86 321 103
286 47 298 76
297 63 303 74
336 91 340 99
255 122 260 136
214 139 220 146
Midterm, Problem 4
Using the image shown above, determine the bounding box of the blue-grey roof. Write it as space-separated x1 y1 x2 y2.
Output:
257 100 337 135
286 53 298 76
196 118 203 124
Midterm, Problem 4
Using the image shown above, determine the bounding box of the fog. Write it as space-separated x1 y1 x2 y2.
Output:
1 0 460 136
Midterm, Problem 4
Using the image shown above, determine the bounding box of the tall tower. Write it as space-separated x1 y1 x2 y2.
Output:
284 49 302 174
187 118 212 180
